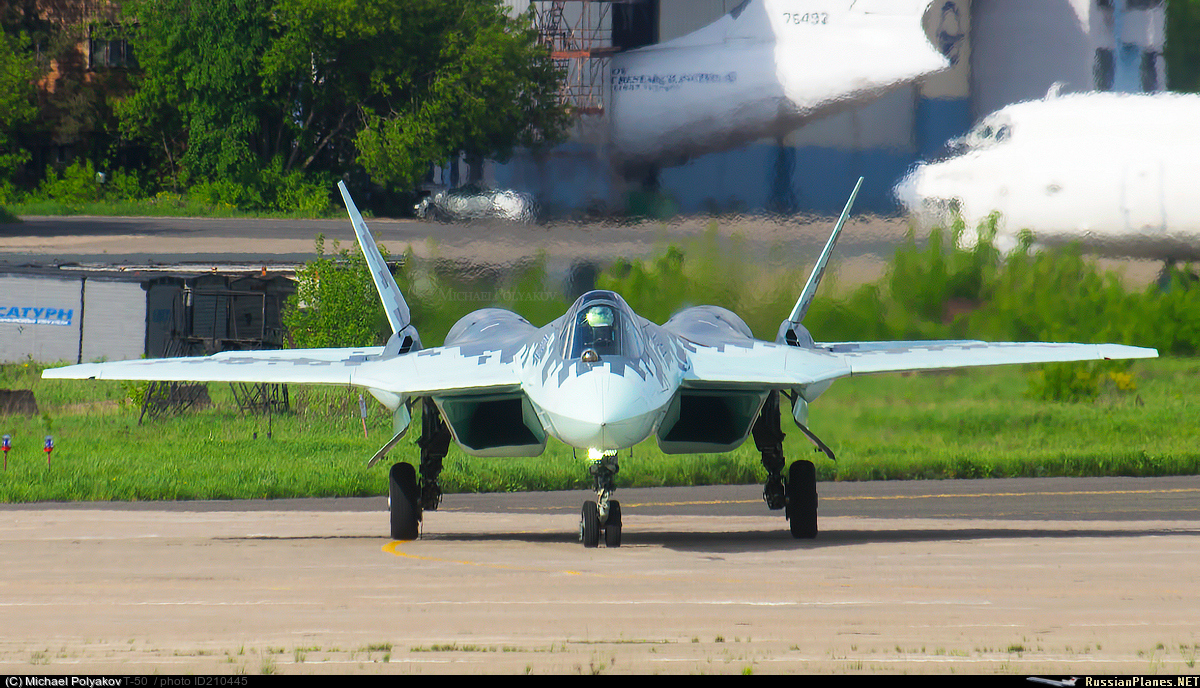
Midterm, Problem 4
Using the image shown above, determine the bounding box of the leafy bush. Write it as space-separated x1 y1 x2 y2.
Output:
33 160 150 208
283 235 391 349
189 160 330 214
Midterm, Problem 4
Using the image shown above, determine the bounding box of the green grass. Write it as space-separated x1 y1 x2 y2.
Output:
8 197 337 219
1 357 1196 503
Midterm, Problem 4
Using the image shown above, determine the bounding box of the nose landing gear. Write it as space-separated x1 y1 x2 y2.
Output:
580 451 622 548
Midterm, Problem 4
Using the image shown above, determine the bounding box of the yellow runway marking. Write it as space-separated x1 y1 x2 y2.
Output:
622 487 1200 508
820 487 1200 502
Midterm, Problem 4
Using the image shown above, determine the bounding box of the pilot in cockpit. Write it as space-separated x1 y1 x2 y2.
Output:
576 304 619 357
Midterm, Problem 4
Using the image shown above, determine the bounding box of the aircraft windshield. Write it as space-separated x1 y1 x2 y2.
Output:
965 117 1012 150
563 294 643 359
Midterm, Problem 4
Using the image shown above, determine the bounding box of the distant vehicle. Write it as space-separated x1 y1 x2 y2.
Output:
415 183 537 223
608 0 949 169
894 91 1200 262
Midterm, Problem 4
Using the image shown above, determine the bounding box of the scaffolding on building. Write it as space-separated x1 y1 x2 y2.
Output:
530 1 620 115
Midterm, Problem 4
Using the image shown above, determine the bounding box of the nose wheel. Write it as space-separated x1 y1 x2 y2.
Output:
580 499 622 548
581 450 622 547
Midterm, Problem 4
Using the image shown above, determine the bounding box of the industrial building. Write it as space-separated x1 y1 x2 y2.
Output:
0 268 293 364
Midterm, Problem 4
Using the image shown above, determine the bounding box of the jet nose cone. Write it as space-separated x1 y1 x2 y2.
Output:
894 166 926 213
539 365 668 450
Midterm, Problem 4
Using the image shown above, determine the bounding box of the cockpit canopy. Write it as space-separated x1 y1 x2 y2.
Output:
562 291 643 360
960 115 1013 151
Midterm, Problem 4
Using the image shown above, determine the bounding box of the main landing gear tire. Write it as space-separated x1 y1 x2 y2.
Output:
581 501 601 548
389 462 421 541
604 500 622 548
786 460 818 539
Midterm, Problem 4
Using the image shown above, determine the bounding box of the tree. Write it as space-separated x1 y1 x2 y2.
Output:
118 0 278 186
0 30 38 183
119 0 570 203
1167 0 1200 93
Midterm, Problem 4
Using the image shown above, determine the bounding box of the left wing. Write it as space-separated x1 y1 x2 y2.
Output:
681 338 1157 390
826 340 1157 376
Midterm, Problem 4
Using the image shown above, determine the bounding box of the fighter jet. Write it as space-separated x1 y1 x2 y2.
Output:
43 179 1158 547
895 91 1200 262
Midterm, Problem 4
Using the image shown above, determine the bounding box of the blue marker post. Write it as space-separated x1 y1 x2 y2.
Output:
2 434 10 471
44 435 53 468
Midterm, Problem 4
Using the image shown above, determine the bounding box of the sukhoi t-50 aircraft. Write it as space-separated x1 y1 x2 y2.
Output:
44 180 1158 547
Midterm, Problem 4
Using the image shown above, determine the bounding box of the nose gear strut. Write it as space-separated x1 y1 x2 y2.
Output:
580 450 622 547
589 451 619 522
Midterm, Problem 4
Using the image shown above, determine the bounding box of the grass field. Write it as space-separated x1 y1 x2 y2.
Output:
0 357 1195 503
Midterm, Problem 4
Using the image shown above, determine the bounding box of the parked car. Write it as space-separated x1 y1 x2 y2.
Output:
414 184 537 223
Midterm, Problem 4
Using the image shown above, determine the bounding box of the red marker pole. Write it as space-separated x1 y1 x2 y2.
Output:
2 434 10 471
44 436 53 468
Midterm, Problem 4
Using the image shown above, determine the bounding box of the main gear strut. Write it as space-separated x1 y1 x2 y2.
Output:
417 397 452 511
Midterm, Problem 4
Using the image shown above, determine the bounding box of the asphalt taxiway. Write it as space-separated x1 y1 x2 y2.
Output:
1 476 1198 674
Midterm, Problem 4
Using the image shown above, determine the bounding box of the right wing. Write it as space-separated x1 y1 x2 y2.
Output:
42 344 524 397
40 347 383 385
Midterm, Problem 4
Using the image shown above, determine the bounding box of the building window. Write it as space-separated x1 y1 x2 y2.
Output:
1141 50 1160 91
89 25 136 70
1094 48 1115 91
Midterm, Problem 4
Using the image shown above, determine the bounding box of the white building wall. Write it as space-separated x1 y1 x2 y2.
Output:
971 0 1165 121
0 276 83 364
658 0 737 41
80 280 146 363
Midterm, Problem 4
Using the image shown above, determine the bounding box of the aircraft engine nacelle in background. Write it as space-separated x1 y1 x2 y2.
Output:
894 92 1200 262
607 0 949 171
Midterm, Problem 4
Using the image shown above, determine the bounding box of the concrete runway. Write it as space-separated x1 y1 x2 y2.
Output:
0 214 909 267
2 477 1199 674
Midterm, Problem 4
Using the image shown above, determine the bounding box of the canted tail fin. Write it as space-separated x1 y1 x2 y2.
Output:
338 181 422 354
787 176 863 324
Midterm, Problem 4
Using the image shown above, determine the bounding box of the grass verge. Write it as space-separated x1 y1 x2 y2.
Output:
1 358 1196 503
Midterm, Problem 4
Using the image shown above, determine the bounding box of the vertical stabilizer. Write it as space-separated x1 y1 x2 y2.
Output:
337 181 421 351
787 177 863 324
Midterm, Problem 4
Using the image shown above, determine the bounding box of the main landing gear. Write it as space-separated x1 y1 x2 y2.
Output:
388 398 451 541
752 390 819 539
580 450 621 548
